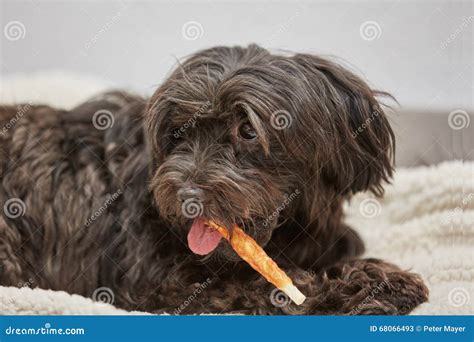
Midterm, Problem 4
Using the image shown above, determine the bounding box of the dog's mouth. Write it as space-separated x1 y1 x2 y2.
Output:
187 218 222 255
186 217 275 258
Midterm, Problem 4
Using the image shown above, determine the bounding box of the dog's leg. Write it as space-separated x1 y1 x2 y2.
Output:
212 258 428 315
278 258 429 315
145 258 427 315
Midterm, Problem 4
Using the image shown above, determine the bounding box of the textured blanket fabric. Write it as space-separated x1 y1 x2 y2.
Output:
0 161 471 315
0 286 137 315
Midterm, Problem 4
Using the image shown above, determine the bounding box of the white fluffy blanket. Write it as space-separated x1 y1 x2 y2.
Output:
0 73 472 315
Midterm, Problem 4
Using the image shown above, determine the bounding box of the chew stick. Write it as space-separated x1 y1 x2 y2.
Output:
207 220 306 305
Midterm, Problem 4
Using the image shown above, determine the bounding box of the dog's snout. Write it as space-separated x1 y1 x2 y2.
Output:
177 186 205 203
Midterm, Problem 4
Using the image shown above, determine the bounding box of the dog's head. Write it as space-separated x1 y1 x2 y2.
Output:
146 44 394 260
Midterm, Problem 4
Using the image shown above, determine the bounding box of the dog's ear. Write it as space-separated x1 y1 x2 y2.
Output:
291 54 395 197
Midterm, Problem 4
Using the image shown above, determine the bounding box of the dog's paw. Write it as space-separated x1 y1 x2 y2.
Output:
335 258 429 315
282 258 428 315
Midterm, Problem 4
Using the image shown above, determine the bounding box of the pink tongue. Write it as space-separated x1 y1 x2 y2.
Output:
187 218 222 255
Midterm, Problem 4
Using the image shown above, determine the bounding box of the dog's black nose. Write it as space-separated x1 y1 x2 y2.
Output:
177 187 205 202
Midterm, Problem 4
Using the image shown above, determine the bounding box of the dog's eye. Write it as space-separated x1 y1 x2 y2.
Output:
238 121 257 140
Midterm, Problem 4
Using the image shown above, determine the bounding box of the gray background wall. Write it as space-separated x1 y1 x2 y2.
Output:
1 0 472 112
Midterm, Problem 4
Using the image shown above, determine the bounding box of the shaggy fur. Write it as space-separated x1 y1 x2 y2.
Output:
0 44 428 314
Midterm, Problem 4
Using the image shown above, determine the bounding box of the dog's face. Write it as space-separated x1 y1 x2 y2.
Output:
146 44 394 261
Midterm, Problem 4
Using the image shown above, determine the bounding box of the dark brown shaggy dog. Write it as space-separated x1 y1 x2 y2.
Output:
0 44 428 314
